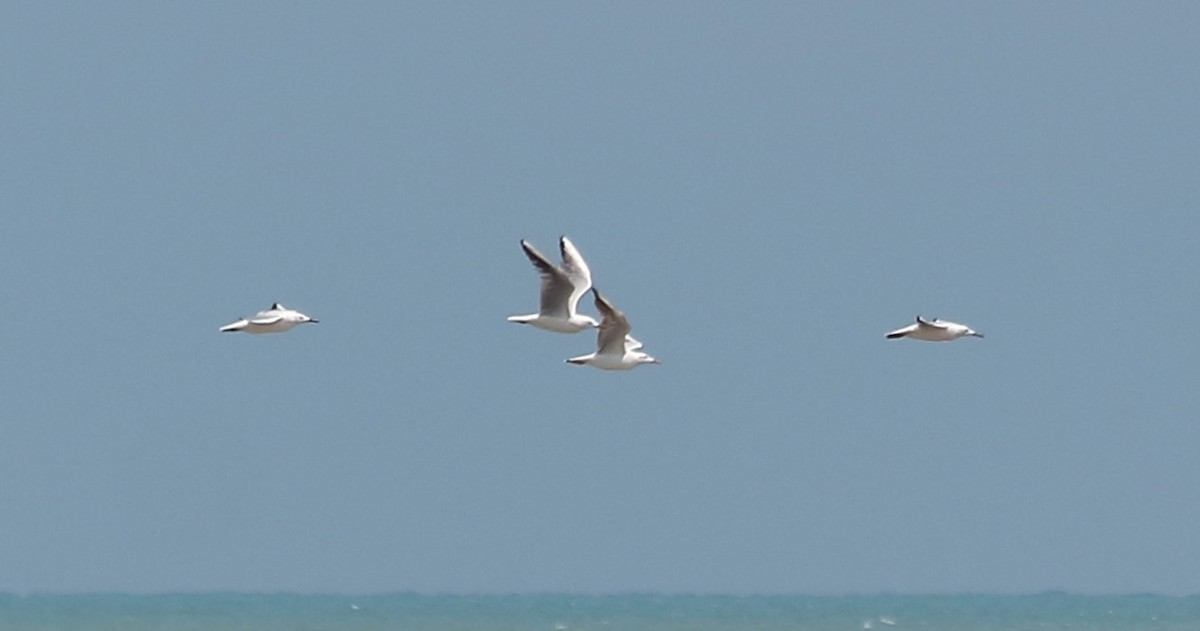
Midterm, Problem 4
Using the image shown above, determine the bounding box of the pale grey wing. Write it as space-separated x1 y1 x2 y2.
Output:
558 236 593 312
916 316 951 330
592 289 632 355
248 315 284 326
521 240 574 317
596 317 632 356
885 324 916 339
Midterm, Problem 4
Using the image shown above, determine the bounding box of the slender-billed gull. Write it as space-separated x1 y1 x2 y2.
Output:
220 303 318 334
507 236 599 333
885 315 982 341
566 288 660 370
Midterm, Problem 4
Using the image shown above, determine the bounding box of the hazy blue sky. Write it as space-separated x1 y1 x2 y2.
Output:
2 2 1198 594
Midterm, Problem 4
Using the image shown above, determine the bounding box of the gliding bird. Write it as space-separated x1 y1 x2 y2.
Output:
220 303 319 334
885 315 982 342
566 288 660 370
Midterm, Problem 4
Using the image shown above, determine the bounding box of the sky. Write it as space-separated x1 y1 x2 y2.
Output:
1 2 1198 595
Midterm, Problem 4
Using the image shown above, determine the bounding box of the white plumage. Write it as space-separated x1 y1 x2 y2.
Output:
885 315 982 342
219 303 319 334
566 288 660 370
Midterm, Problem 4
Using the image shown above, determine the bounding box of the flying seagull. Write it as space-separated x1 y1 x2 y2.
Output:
885 315 982 341
566 288 660 370
507 236 599 333
220 303 318 334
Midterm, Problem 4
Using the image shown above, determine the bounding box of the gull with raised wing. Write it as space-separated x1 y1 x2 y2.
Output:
220 303 319 334
566 288 660 370
507 236 599 333
885 315 982 342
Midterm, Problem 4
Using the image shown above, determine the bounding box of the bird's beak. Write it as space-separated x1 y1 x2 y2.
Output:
970 332 982 338
310 319 320 324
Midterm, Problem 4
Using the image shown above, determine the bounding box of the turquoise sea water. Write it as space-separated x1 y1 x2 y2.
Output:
1 593 1198 631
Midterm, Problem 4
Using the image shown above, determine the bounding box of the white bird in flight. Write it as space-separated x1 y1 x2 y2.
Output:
885 315 982 341
219 303 319 334
566 288 660 370
507 236 599 333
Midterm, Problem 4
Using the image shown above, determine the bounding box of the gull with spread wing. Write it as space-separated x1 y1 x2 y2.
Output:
566 288 660 370
507 236 599 333
885 315 982 342
220 303 319 334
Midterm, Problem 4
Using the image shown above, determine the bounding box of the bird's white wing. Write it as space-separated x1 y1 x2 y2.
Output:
248 315 284 326
916 315 951 330
558 236 593 314
592 288 632 356
520 240 574 318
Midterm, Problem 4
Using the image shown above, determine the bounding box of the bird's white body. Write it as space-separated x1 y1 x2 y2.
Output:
220 303 319 334
508 236 599 333
566 288 659 370
885 316 982 341
508 312 597 333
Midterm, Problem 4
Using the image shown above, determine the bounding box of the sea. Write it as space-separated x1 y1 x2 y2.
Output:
1 593 1199 631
